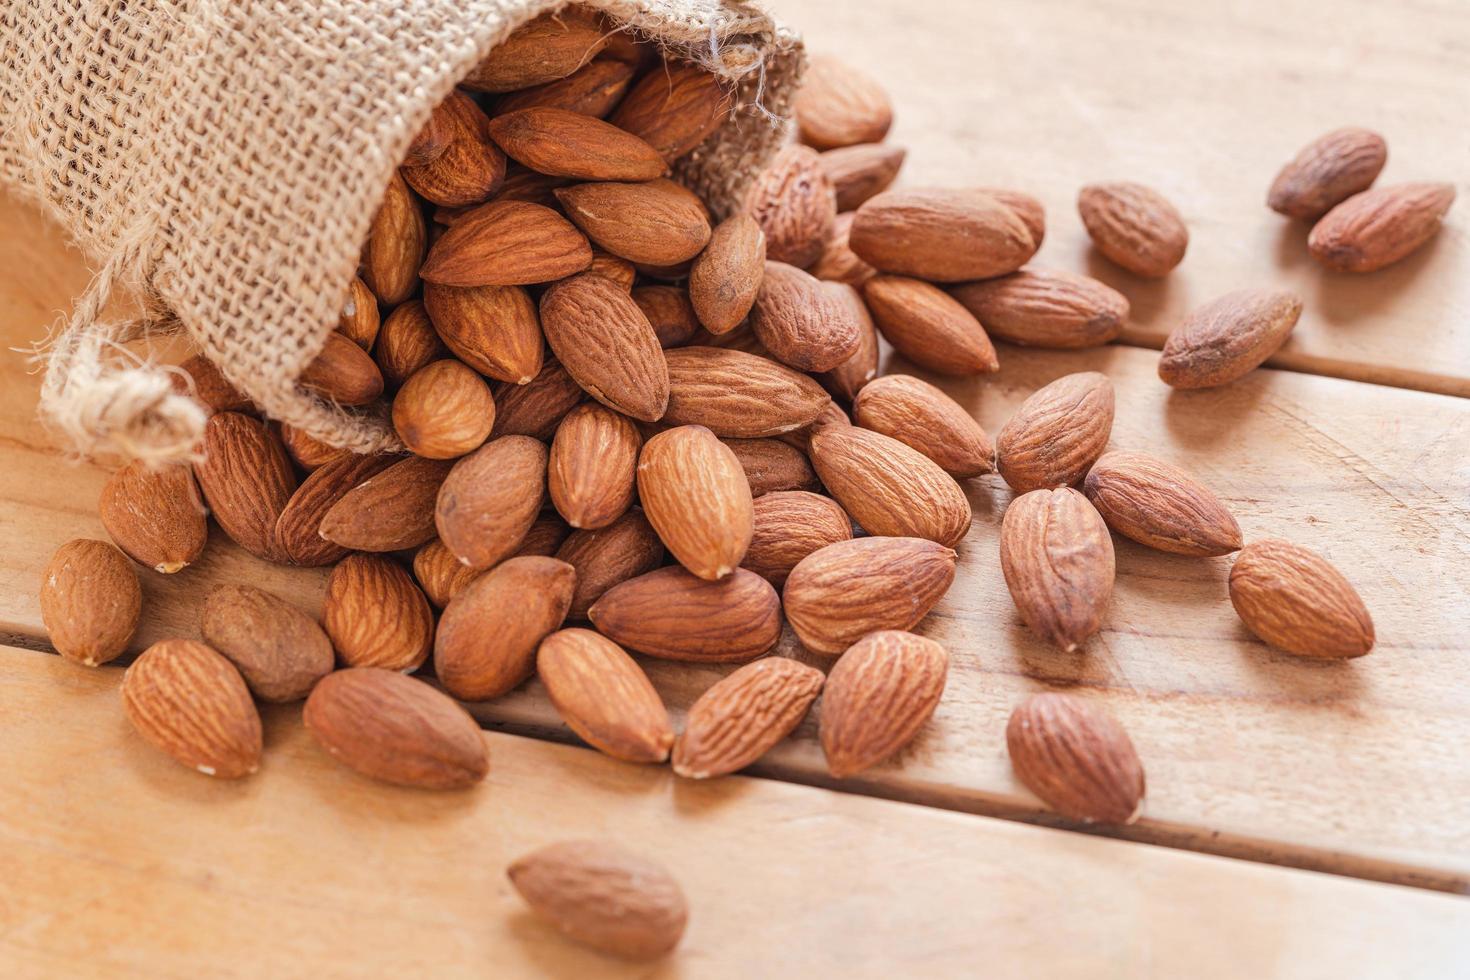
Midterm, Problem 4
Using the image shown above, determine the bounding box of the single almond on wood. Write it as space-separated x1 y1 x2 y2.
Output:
122 639 262 778
320 455 452 553
361 171 426 305
688 213 765 335
40 539 141 667
392 359 496 459
1268 127 1388 220
820 631 947 778
950 268 1128 349
401 91 507 207
609 59 733 162
555 178 712 266
1000 488 1115 652
193 412 296 562
1077 182 1188 278
793 54 894 150
1158 288 1303 389
850 189 1037 282
745 490 852 588
1308 182 1456 272
750 261 861 372
588 566 782 662
816 281 878 401
743 144 837 269
374 300 448 387
492 360 586 440
300 331 385 406
540 272 670 422
487 107 666 181
461 7 606 92
995 371 1114 493
549 403 642 529
637 425 753 580
339 275 380 350
810 211 876 286
633 285 700 348
820 143 905 212
538 628 674 763
1229 539 1375 659
556 510 665 619
275 452 396 567
723 438 819 497
413 537 485 608
99 461 207 573
863 275 999 376
435 435 548 570
663 346 832 437
1007 692 1146 824
421 200 591 287
201 585 334 702
323 553 434 671
1084 451 1242 557
853 375 994 478
422 282 543 384
674 658 826 779
493 58 637 119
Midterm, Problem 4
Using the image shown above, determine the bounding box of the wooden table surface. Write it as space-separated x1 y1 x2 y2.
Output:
2 0 1468 975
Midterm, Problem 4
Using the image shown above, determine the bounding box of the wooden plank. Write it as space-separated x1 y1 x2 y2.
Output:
781 0 1470 395
2 646 1467 979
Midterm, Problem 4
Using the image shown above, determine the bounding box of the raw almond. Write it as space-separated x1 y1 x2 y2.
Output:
121 638 261 778
339 275 381 349
1084 452 1242 557
557 510 665 619
303 668 489 789
508 841 687 961
750 261 861 372
862 275 999 376
401 91 507 207
99 461 207 573
1308 182 1456 272
487 107 666 181
588 566 781 662
782 537 957 655
809 425 972 547
540 273 670 421
588 248 637 291
422 282 543 384
688 213 766 335
820 143 905 211
1268 127 1388 220
177 354 252 414
742 144 837 269
995 371 1114 493
1158 288 1303 389
299 331 385 406
723 438 819 496
744 490 852 588
39 539 141 667
673 658 825 779
361 171 426 305
633 285 700 348
413 537 484 608
435 556 576 699
663 346 831 437
820 631 947 778
1077 181 1188 278
809 211 876 286
852 374 994 477
200 585 334 702
276 452 396 566
1228 539 1375 659
374 300 448 387
435 435 548 570
421 200 591 287
402 102 452 168
549 403 642 529
282 423 349 471
493 58 637 119
538 628 674 763
986 189 1047 247
817 281 879 401
483 164 572 208
637 425 753 580
462 7 606 92
793 54 894 150
950 268 1128 349
319 455 452 552
1007 692 1145 824
999 488 1115 652
609 60 733 161
392 359 496 459
322 553 434 671
555 178 711 266
850 189 1037 282
514 513 573 559
492 359 586 440
193 412 296 562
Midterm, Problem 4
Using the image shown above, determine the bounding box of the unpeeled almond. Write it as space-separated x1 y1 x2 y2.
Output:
688 213 766 335
1007 692 1145 824
556 510 666 620
420 200 592 287
435 435 548 570
1228 539 1375 659
391 358 496 459
636 425 753 581
201 585 334 702
744 490 853 588
1077 181 1188 278
862 275 999 376
486 106 666 181
39 539 141 667
852 374 994 478
995 371 1114 493
742 144 836 269
422 282 543 384
750 260 861 372
193 412 296 563
121 638 262 779
1268 127 1388 220
319 454 452 553
538 628 674 763
820 631 947 778
662 346 832 438
588 566 782 663
98 461 208 573
673 658 825 779
850 189 1037 282
1158 288 1303 389
793 54 894 150
609 59 733 162
548 402 642 529
949 268 1128 350
555 178 712 267
539 272 670 422
999 488 1114 653
322 553 435 671
1308 182 1456 273
1083 451 1242 557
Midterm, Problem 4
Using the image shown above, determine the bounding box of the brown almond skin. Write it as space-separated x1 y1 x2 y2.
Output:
508 840 687 961
689 213 766 335
435 556 576 700
723 438 820 497
987 189 1047 247
1077 182 1188 278
820 143 906 212
633 285 700 348
487 107 666 182
863 275 999 376
820 631 947 778
556 510 665 620
322 554 434 671
817 281 879 401
121 639 262 778
793 54 894 150
810 211 877 286
1229 540 1375 659
549 403 641 530
421 200 592 287
339 276 380 349
374 301 448 388
493 58 637 120
745 491 852 588
783 537 957 655
540 273 670 422
304 668 489 789
1000 488 1115 653
401 91 507 207
513 513 572 559
413 537 485 609
463 8 605 92
361 171 426 305
39 539 141 667
1084 452 1242 557
492 360 585 440
743 144 837 269
555 178 712 266
588 249 638 292
809 425 972 547
319 455 453 553
299 331 385 406
435 435 548 570
402 101 452 168
853 375 994 478
950 268 1128 349
589 566 781 663
200 585 334 702
995 372 1115 493
609 59 733 162
637 425 753 581
422 282 543 384
392 359 496 459
276 453 396 567
1268 127 1388 220
99 461 207 573
1007 692 1146 824
281 423 349 472
1308 182 1456 273
663 346 832 438
193 412 296 562
176 353 252 415
538 629 674 763
674 658 826 779
750 261 861 372
850 189 1037 282
1159 289 1303 389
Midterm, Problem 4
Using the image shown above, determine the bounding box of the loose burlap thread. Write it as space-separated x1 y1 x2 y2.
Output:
0 0 802 463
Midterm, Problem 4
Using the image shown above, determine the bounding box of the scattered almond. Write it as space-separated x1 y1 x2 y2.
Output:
1077 181 1188 278
461 7 607 92
361 171 426 305
862 275 999 376
674 658 826 779
276 452 396 566
548 403 641 530
121 638 262 778
688 213 766 335
538 628 674 763
1158 288 1303 389
422 282 543 384
852 374 995 477
492 359 586 440
338 276 381 349
493 58 637 119
392 359 496 458
633 285 701 348
820 631 947 778
1308 182 1456 272
200 585 334 702
609 59 733 161
749 260 861 372
1268 127 1388 220
322 553 435 671
401 91 507 207
99 461 208 573
743 144 837 269
723 437 820 496
1000 488 1115 652
663 346 832 437
995 371 1114 493
556 178 712 266
1007 692 1145 824
540 272 670 422
374 300 448 387
413 537 484 609
1084 451 1242 557
422 200 591 287
39 539 141 667
850 188 1037 282
950 268 1128 349
794 54 894 150
319 454 452 553
435 435 548 569
1229 539 1375 659
588 566 782 663
816 281 879 401
556 510 666 619
820 143 906 211
193 412 296 562
487 107 666 181
744 490 853 588
637 425 753 580
809 211 876 286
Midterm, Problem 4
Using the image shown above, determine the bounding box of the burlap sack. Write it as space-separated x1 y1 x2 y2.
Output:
1 0 801 463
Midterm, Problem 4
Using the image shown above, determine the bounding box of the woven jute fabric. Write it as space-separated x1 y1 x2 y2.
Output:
1 0 801 462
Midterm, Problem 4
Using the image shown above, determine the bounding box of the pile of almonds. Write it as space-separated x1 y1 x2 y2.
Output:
34 8 1455 961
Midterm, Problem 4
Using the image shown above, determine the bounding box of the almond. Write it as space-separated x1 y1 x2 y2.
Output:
276 452 396 566
508 841 687 960
482 164 572 209
850 189 1037 282
200 585 334 702
361 171 426 305
744 490 852 588
487 107 666 181
1158 288 1303 389
1268 127 1388 220
674 658 826 779
462 8 607 92
549 402 641 529
1000 488 1115 652
862 275 999 376
538 628 674 763
1229 539 1375 659
1007 692 1146 824
633 285 700 348
39 539 141 666
782 537 957 655
303 668 489 789
588 566 782 663
1084 452 1241 557
820 143 905 211
374 300 448 387
986 189 1047 247
820 631 947 778
995 371 1114 493
193 412 296 562
299 331 385 406
319 455 452 552
779 398 852 453
663 346 831 437
413 538 485 608
723 438 819 496
688 213 766 335
282 423 349 471
492 359 586 440
852 375 994 478
1308 182 1456 272
557 510 665 620
809 211 876 286
637 425 753 580
421 200 592 287
339 276 381 349
817 281 879 401
793 54 894 150
555 178 711 266
809 425 972 547
402 91 508 207
587 248 638 292
435 556 576 699
402 102 452 168
950 268 1128 349
743 144 837 269
121 639 262 778
514 513 573 558
435 435 548 570
422 282 543 384
749 260 861 372
390 360 495 459
1077 182 1188 278
99 461 207 573
322 553 434 671
609 59 733 161
493 58 637 119
177 354 251 414
540 273 670 421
